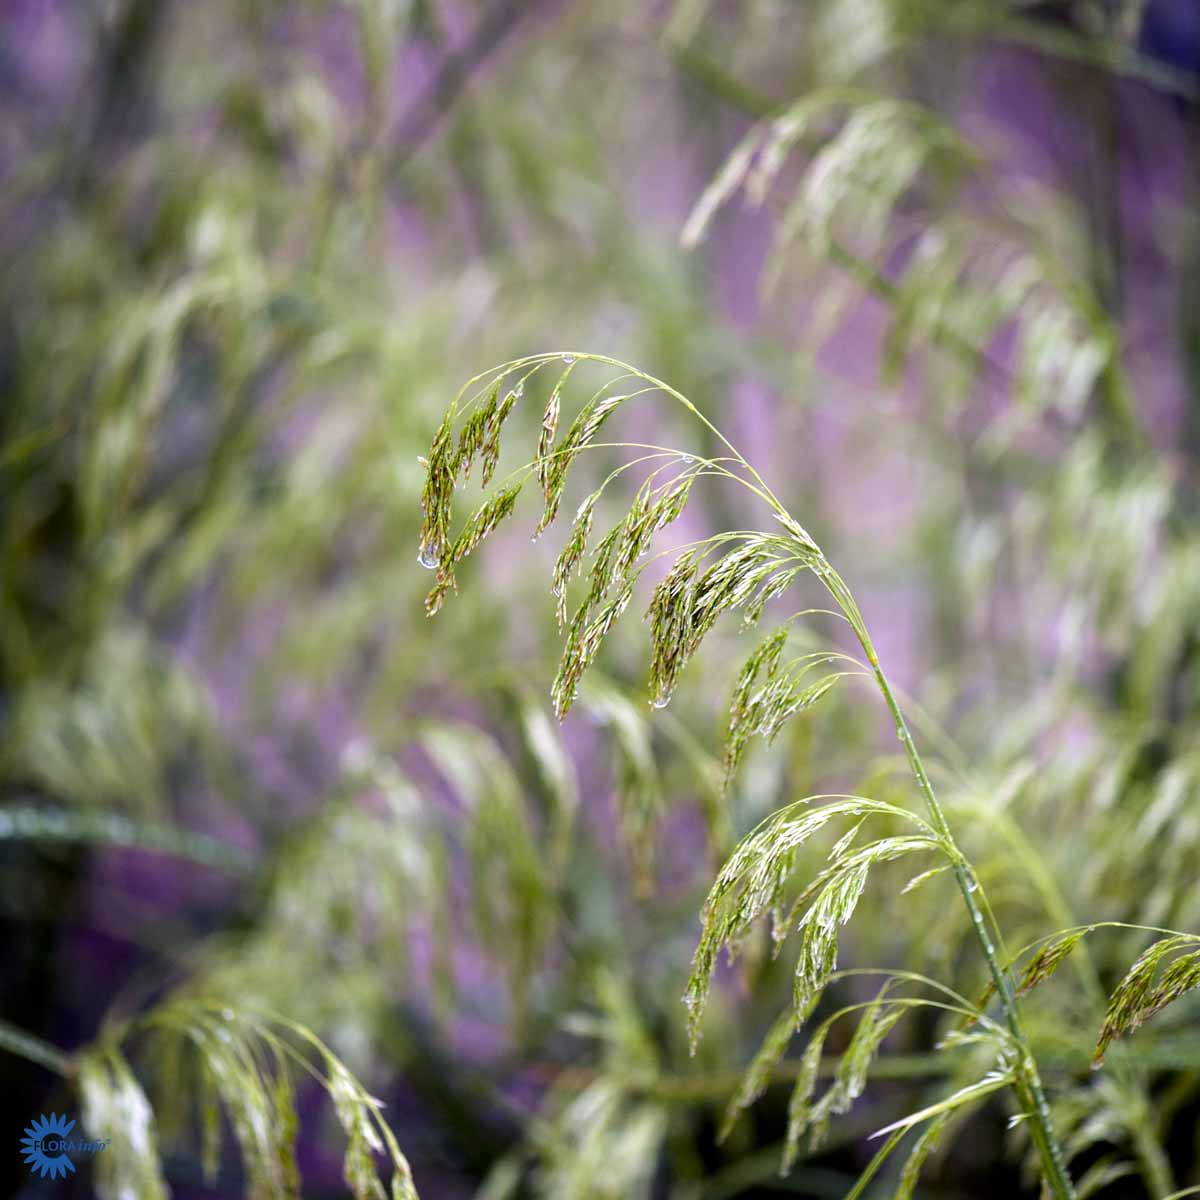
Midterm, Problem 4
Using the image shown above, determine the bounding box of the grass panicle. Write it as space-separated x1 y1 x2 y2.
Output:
422 352 1082 1198
1095 935 1200 1066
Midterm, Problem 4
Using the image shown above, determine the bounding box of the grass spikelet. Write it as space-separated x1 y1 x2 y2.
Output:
423 576 453 617
646 548 701 704
456 381 500 478
449 484 522 568
895 1111 951 1199
719 1009 798 1142
481 383 521 486
722 634 844 795
782 1019 832 1170
552 475 697 716
553 581 635 718
187 1017 297 1198
418 411 456 569
721 627 788 790
967 925 1092 1034
327 1060 388 1200
535 364 575 510
539 387 627 533
900 864 950 895
78 1047 169 1200
1016 929 1091 999
791 837 939 1016
1095 935 1200 1066
834 985 907 1110
780 985 911 1171
683 797 937 1051
552 493 598 629
132 999 420 1200
648 535 813 711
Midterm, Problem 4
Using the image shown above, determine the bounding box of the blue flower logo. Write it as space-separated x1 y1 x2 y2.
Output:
20 1113 77 1180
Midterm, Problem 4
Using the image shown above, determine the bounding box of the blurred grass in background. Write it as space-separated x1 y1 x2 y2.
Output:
2 1 1200 1196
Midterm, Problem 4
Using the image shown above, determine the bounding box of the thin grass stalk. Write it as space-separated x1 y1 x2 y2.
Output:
789 554 1075 1194
0 1018 72 1077
960 799 1173 1196
858 638 1076 1200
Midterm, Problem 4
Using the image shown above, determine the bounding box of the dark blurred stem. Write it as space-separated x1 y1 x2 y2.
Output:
824 237 1021 395
390 0 533 173
667 39 774 117
413 1 504 255
66 0 168 200
0 1018 71 1077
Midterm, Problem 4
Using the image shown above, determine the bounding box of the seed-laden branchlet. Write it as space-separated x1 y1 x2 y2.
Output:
1094 933 1200 1066
419 353 1200 1200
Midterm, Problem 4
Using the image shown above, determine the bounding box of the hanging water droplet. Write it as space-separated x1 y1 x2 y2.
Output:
514 380 524 397
680 453 695 464
651 694 671 709
417 544 440 570
562 354 575 364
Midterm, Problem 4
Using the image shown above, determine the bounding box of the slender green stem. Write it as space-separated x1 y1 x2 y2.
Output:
955 801 1174 1196
580 359 1078 1196
845 602 1076 1199
883 691 1075 1197
0 1018 72 1077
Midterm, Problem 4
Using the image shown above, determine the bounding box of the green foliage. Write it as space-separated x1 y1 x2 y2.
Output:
419 352 1088 1196
6 3 1200 1198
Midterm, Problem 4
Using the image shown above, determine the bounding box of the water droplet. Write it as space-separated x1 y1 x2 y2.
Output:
966 874 979 893
514 381 524 398
651 694 671 709
562 354 575 364
417 455 430 468
417 545 440 570
680 453 695 464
